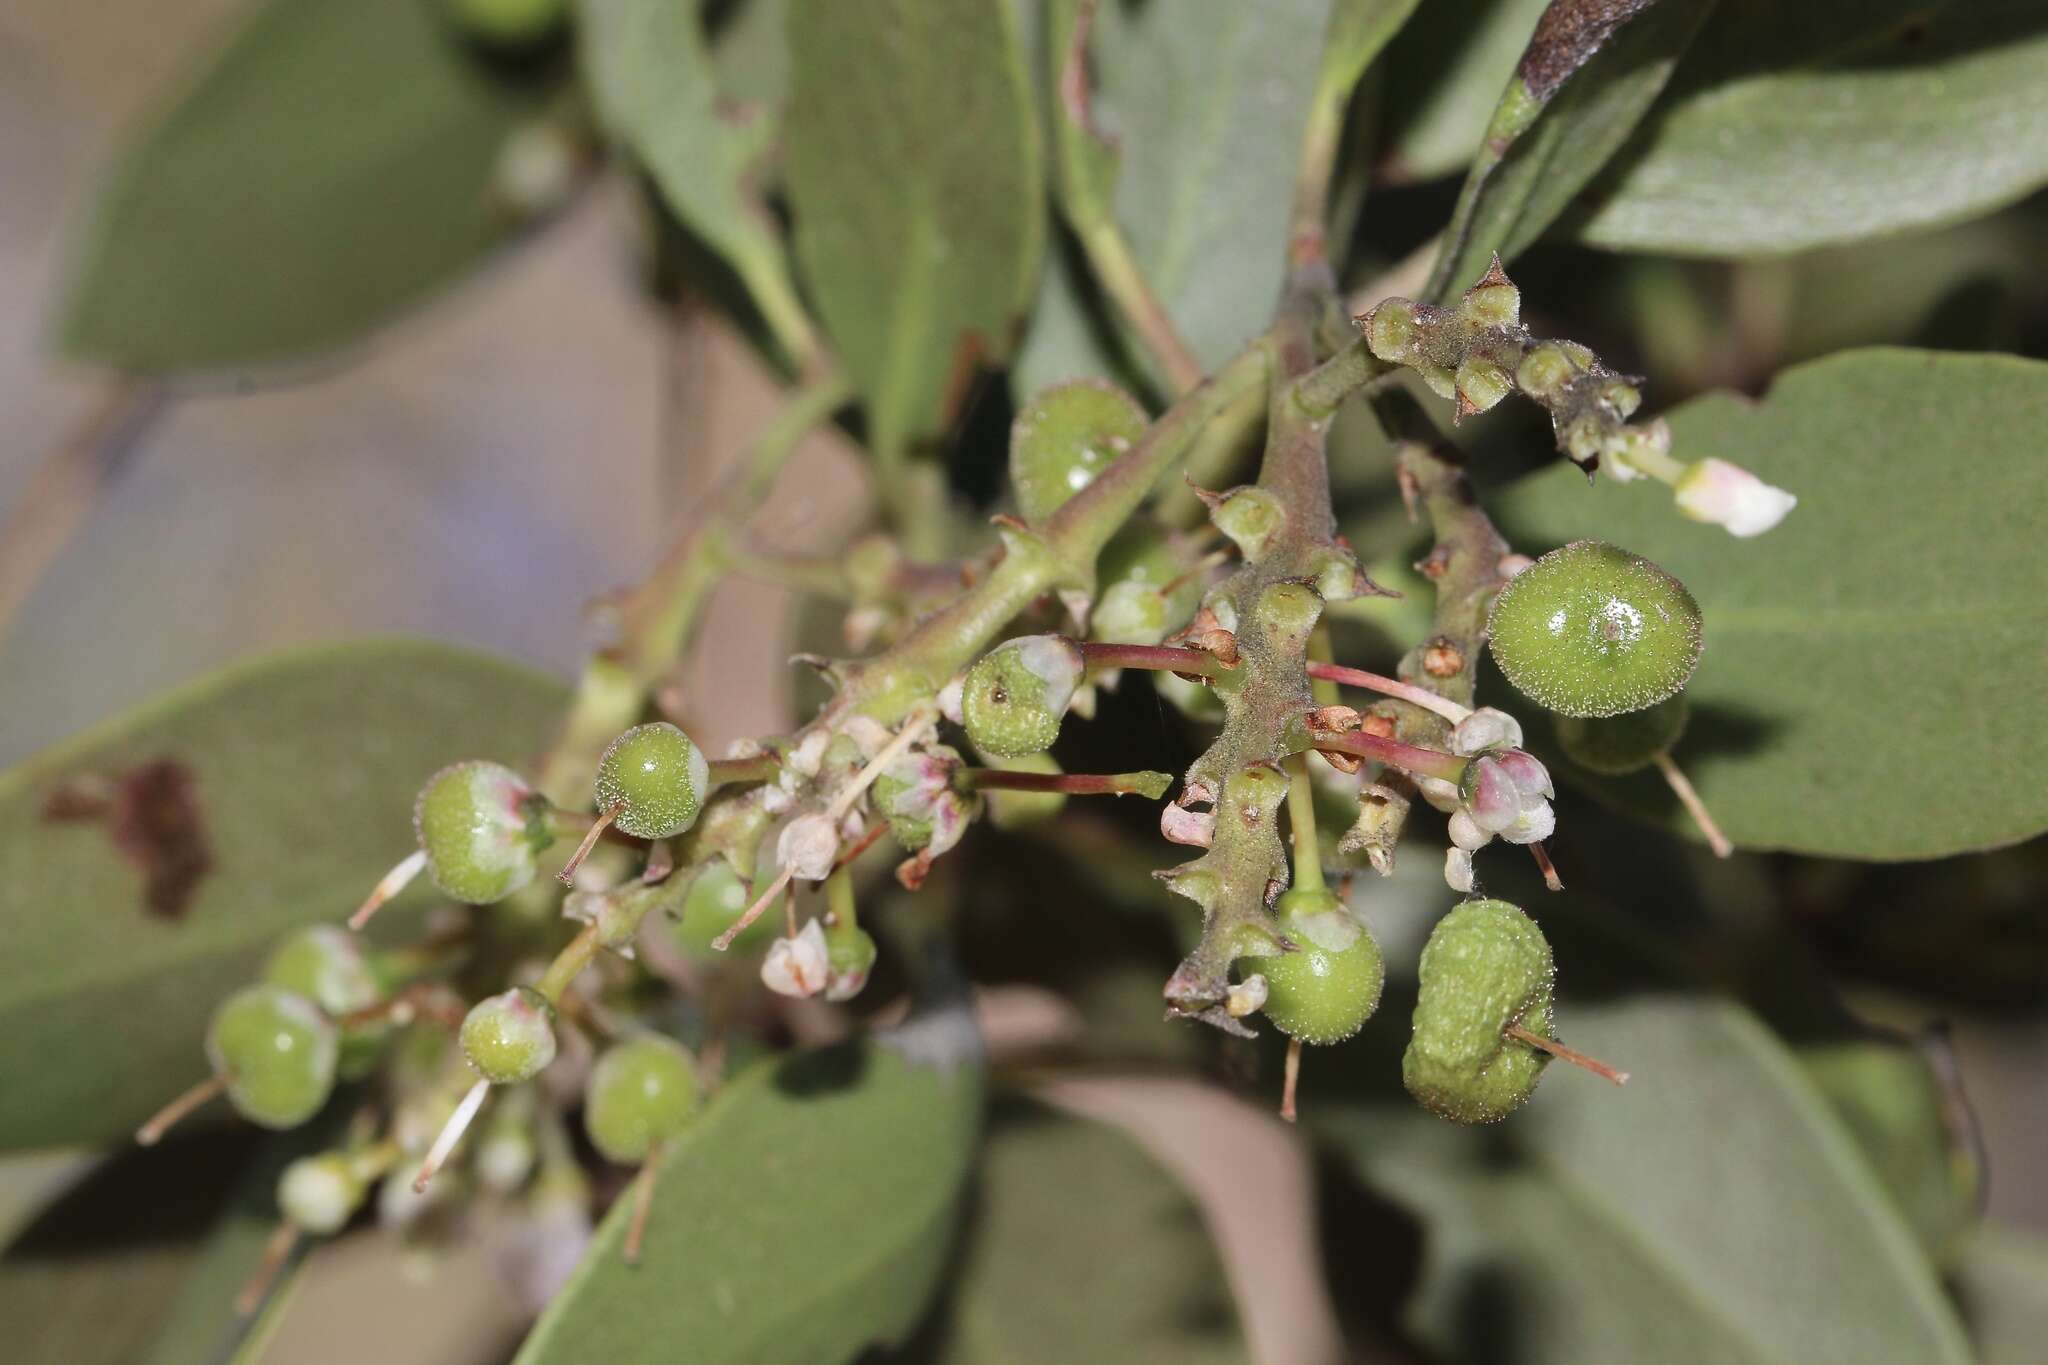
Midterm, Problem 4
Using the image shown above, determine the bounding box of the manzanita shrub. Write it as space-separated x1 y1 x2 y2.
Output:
6 1 2047 1363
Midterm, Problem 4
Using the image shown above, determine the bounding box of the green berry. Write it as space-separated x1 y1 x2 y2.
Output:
671 857 780 955
584 1035 701 1164
460 986 557 1085
1246 889 1385 1046
414 761 547 904
825 928 879 1003
1555 693 1690 775
446 0 566 47
1403 899 1555 1124
1486 541 1703 719
264 926 381 1017
278 1153 365 1235
1010 380 1148 524
1092 521 1203 646
961 635 1084 759
594 722 707 839
206 985 339 1129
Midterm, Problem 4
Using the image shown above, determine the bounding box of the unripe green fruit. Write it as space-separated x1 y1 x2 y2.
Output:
278 1153 364 1235
826 928 879 1002
1403 899 1554 1124
584 1035 700 1164
1010 380 1148 523
446 0 566 48
414 761 546 904
264 926 382 1017
1092 521 1203 647
671 857 780 955
460 986 557 1085
1247 889 1384 1046
595 722 708 839
1486 540 1702 719
206 985 339 1129
1555 693 1690 775
961 635 1084 758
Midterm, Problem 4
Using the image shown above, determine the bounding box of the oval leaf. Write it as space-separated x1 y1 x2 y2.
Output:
517 1033 983 1365
1490 348 2048 859
0 640 567 1149
1572 2 2048 255
1321 997 1974 1365
58 0 552 374
785 0 1043 454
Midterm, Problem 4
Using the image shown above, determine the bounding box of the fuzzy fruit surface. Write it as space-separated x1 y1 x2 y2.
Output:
264 925 382 1017
206 985 339 1129
1009 379 1148 524
961 636 1082 759
1403 899 1554 1124
1487 540 1702 719
414 761 543 904
584 1034 700 1164
461 986 557 1085
595 722 708 839
446 0 566 47
1555 693 1690 775
1249 889 1385 1046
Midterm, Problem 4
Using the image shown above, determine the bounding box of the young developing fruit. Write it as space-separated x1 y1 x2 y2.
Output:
264 925 382 1017
278 1153 366 1236
1403 899 1554 1124
595 722 708 839
671 856 781 954
460 987 557 1085
825 927 879 1002
206 985 340 1129
1555 693 1690 774
414 761 549 904
961 635 1085 758
1246 889 1385 1046
1009 379 1148 524
584 1035 701 1165
1486 540 1702 718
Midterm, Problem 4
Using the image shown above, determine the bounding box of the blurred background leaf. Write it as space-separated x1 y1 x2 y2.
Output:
0 640 565 1149
57 0 559 375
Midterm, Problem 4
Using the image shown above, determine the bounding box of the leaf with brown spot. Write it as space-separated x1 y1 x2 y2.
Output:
42 759 216 921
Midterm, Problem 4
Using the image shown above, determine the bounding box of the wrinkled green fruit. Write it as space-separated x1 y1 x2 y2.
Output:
460 986 557 1085
961 635 1084 758
595 721 708 838
414 761 545 904
1010 379 1148 523
1487 540 1702 718
584 1034 701 1164
1248 889 1385 1046
206 985 339 1129
1404 899 1554 1124
1555 693 1690 775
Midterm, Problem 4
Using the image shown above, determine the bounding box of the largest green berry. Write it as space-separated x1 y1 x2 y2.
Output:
595 722 708 838
961 635 1084 758
1010 380 1147 523
1486 541 1702 718
1403 900 1554 1124
415 761 548 903
206 985 339 1129
1247 889 1385 1045
584 1035 701 1164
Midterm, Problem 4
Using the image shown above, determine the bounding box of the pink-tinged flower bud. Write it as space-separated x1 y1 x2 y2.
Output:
1450 706 1523 756
761 920 831 998
1674 457 1797 537
1460 749 1555 837
1160 801 1215 847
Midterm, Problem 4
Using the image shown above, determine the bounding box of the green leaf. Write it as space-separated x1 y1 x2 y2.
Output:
1427 0 1715 301
0 640 568 1149
1490 348 2048 859
1320 997 1974 1365
1015 0 1331 395
1956 1222 2048 1365
1573 1 2048 255
784 0 1043 454
58 0 551 374
892 1104 1249 1364
1378 0 1550 182
516 1033 984 1365
578 0 814 368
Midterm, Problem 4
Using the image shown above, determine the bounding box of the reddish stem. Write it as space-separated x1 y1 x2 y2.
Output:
1308 728 1468 785
1078 642 1222 677
1304 661 1469 724
958 768 1171 799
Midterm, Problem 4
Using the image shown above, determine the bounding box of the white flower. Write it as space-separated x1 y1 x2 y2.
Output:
777 813 840 882
1444 846 1475 893
1674 458 1797 537
761 920 831 998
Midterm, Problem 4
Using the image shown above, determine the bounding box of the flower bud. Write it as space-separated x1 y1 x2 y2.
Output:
777 812 840 882
762 920 831 999
1515 343 1581 399
825 928 879 1003
1455 358 1513 416
1362 298 1422 364
1459 749 1555 843
1449 706 1523 756
1674 457 1797 537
